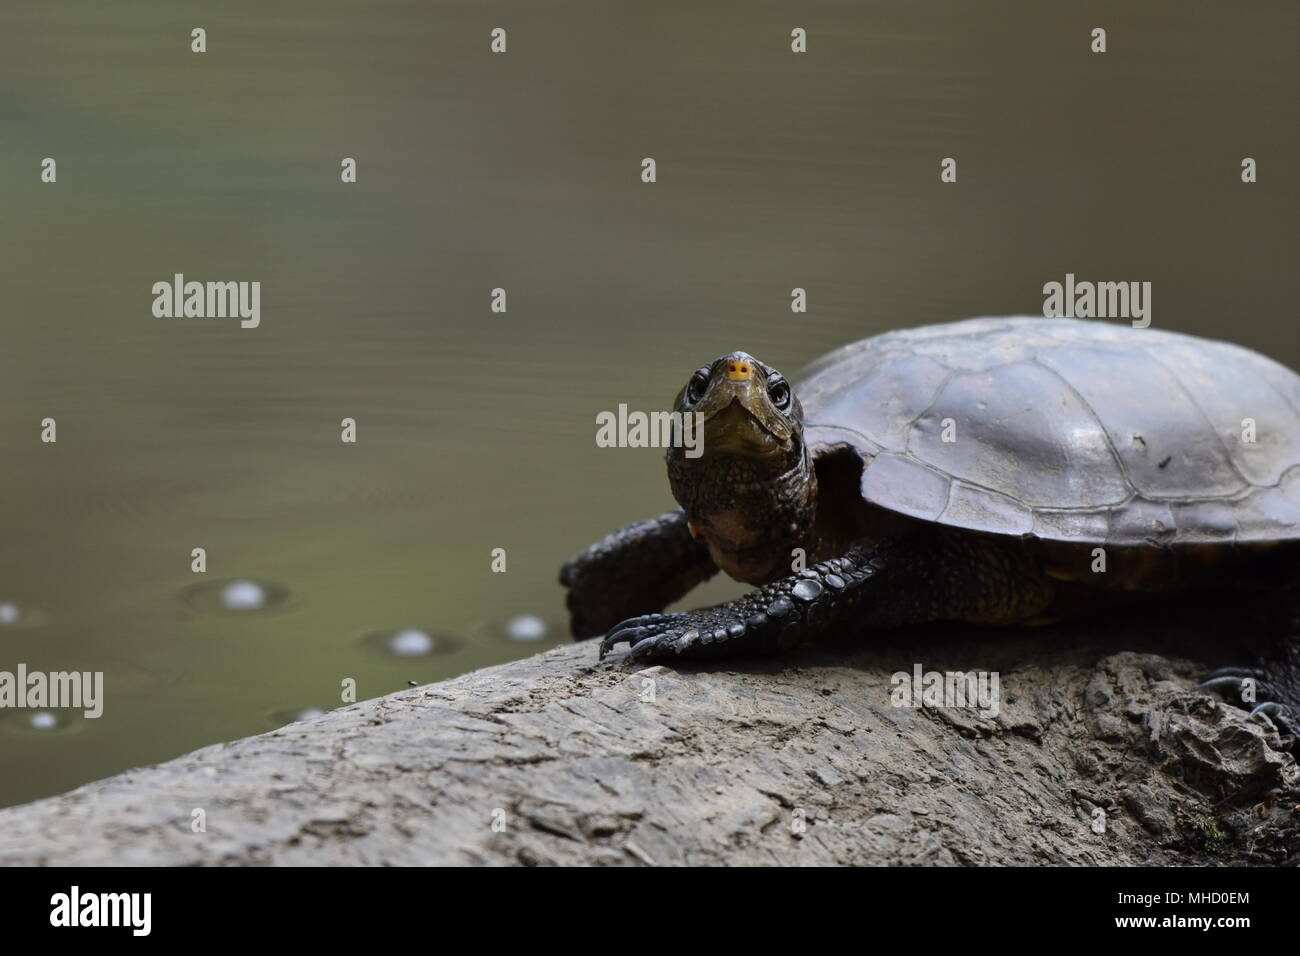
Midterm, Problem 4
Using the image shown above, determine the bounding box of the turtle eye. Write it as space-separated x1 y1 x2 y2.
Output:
767 376 791 410
685 369 710 406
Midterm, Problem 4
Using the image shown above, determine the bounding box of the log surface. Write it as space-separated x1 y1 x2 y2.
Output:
0 622 1297 866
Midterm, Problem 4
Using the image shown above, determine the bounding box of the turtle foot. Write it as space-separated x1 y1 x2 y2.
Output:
598 546 889 664
599 606 784 664
1198 665 1299 749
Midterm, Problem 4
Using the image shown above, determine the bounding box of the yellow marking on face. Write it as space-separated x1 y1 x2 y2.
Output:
726 360 752 381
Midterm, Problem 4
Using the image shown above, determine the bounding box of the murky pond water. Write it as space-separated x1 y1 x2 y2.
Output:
0 1 1296 808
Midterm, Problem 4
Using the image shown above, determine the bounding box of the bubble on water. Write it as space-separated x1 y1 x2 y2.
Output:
0 707 82 736
221 579 267 611
181 578 290 615
270 705 328 727
360 627 463 658
390 629 434 656
504 614 547 642
0 601 44 628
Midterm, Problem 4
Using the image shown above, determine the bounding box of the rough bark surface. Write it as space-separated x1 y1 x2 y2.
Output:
0 614 1297 866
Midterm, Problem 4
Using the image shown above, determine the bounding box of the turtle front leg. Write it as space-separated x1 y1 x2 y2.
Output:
1198 620 1300 751
1199 666 1298 745
600 530 1054 662
560 509 718 638
600 545 883 662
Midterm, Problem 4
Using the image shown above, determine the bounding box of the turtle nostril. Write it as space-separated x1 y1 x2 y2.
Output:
726 361 752 381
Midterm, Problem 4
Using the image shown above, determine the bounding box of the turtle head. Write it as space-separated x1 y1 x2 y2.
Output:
673 351 802 458
666 352 818 584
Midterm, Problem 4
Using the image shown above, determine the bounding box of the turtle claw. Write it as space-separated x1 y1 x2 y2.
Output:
620 621 709 663
1201 665 1268 682
599 613 668 659
1248 701 1298 741
625 630 686 664
1250 701 1285 719
1197 675 1247 694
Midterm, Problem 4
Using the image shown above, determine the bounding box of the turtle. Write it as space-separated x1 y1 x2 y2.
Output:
559 316 1300 734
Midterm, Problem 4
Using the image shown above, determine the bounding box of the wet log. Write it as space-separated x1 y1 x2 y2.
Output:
0 620 1296 866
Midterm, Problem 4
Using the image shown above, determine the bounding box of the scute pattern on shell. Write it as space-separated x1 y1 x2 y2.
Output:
797 317 1300 546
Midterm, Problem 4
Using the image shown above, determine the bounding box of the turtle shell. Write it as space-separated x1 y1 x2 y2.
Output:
796 317 1300 546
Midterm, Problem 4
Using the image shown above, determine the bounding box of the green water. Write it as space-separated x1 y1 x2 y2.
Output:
0 1 1296 807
